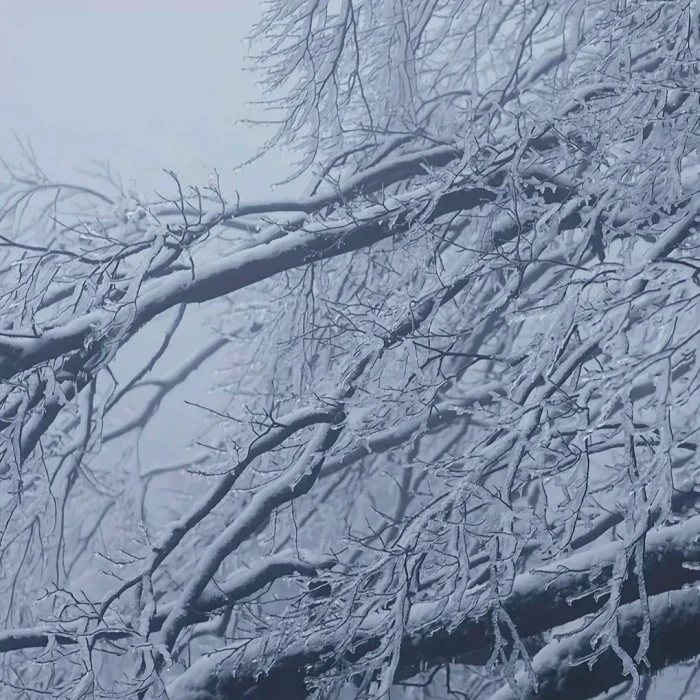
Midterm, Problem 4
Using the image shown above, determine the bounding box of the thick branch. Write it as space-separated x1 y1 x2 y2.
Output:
0 165 542 380
488 586 700 700
167 515 700 699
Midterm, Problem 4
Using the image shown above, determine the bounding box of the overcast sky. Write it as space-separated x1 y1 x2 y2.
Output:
0 2 298 466
0 1 294 195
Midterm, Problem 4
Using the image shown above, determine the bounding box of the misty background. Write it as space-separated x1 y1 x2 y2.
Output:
1 1 299 470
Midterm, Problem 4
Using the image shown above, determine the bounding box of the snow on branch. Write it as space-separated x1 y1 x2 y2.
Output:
487 586 700 700
3 2 700 698
168 516 700 699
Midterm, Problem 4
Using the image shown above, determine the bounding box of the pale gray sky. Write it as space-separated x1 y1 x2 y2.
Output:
0 1 293 195
0 1 297 465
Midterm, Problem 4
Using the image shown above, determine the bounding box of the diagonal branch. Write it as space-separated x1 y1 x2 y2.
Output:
166 515 700 699
0 553 335 654
488 586 700 700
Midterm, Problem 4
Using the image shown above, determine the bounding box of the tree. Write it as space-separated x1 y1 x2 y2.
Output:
1 1 700 698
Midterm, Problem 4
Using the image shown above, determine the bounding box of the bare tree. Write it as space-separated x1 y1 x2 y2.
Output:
1 1 700 699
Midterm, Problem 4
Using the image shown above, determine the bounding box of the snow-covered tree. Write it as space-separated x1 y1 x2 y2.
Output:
1 1 700 698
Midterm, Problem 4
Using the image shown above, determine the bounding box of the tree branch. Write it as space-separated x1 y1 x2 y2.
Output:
167 515 700 699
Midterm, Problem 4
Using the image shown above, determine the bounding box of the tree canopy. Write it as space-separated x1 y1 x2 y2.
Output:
1 1 700 699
